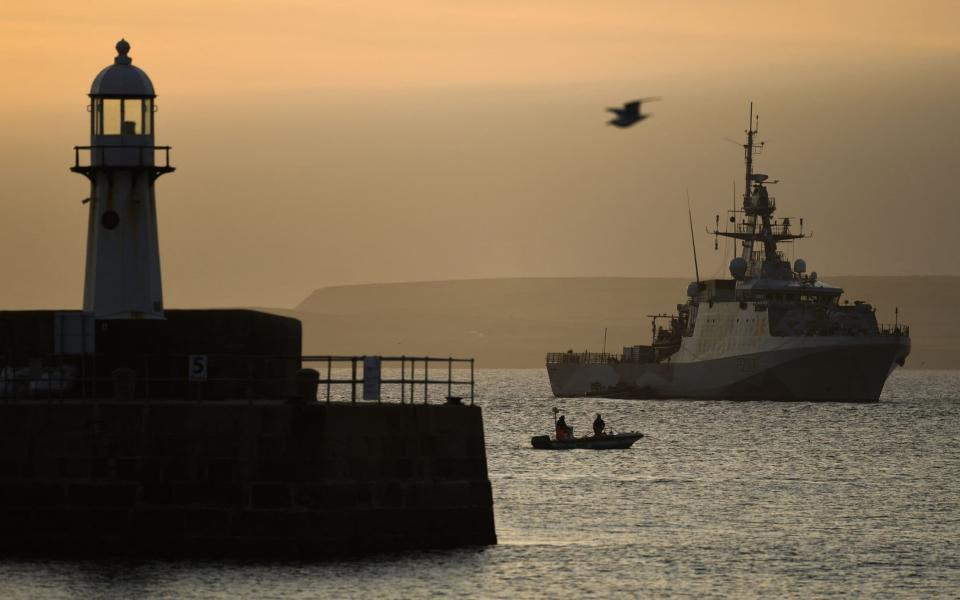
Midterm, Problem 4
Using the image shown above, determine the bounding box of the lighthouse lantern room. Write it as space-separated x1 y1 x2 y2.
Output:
72 39 174 319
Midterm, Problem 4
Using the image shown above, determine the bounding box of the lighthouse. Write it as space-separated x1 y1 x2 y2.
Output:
0 37 495 558
72 40 173 319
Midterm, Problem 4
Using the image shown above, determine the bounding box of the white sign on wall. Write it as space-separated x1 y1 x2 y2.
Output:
363 356 381 400
189 354 208 381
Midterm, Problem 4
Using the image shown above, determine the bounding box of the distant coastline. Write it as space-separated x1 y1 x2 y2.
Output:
263 276 958 369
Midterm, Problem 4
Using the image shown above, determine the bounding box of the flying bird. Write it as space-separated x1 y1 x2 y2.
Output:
606 97 660 128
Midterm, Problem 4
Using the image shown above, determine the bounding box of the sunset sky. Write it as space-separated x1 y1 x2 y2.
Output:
1 1 958 308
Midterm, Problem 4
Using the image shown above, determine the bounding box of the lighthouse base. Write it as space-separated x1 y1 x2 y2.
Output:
0 309 302 400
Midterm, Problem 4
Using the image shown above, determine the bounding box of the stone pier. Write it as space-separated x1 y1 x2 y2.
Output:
0 400 496 556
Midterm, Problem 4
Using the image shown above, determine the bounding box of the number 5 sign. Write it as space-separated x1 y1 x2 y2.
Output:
189 355 208 381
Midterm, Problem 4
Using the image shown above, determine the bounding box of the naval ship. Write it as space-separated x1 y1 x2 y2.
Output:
546 106 911 402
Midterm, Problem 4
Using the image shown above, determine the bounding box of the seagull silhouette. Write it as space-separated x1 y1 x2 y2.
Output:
606 97 660 128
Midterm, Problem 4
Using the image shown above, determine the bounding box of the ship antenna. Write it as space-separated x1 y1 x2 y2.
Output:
744 102 754 206
714 214 719 250
686 189 701 284
733 180 737 214
602 327 608 355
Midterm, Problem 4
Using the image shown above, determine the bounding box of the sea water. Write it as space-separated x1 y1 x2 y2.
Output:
0 370 957 598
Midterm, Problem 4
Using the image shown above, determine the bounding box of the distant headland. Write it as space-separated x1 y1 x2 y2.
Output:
276 276 959 370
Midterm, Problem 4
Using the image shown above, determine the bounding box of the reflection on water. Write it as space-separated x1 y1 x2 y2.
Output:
1 370 957 598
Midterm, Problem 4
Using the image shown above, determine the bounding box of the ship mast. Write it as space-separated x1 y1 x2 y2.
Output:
711 103 807 280
740 102 761 263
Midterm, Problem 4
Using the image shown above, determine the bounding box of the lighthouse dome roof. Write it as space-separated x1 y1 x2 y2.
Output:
90 40 155 97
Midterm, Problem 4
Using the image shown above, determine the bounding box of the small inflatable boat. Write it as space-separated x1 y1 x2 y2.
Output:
530 431 643 450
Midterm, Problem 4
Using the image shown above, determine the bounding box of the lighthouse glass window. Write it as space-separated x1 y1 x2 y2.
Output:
98 99 122 135
122 99 144 135
93 99 151 136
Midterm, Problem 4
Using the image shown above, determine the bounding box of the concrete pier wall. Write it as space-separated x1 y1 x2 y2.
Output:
0 309 303 400
0 400 495 556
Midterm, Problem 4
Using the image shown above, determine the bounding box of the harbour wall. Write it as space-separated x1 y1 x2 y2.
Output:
0 309 303 400
0 400 496 556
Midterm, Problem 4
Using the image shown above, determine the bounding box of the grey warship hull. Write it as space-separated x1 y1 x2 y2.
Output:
548 334 910 403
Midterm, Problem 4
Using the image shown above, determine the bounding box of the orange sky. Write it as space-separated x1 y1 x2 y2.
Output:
3 1 959 105
0 1 959 309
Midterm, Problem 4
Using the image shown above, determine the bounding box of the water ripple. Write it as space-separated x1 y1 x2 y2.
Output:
0 369 957 598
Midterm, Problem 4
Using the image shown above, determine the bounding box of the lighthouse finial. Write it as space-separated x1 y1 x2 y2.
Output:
115 39 131 65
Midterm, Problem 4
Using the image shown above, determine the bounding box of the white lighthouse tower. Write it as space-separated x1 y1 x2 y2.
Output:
72 40 173 319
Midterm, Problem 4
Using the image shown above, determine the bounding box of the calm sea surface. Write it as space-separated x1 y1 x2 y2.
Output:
1 369 957 598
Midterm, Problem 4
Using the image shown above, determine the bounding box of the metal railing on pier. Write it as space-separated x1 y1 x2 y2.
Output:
302 355 475 405
0 353 475 405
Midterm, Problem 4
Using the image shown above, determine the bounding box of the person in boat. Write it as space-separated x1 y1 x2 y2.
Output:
556 415 573 440
593 413 606 437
